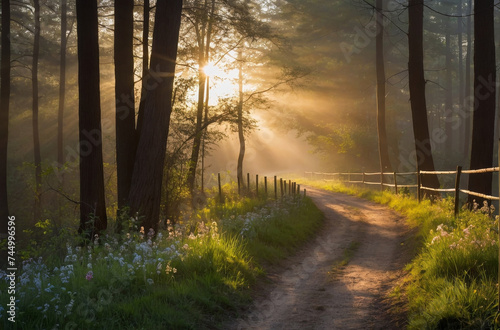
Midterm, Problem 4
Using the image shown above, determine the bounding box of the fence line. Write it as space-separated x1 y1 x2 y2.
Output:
460 189 499 201
462 167 499 174
306 166 499 217
217 173 306 203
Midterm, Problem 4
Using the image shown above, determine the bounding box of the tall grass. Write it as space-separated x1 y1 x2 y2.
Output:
0 186 322 329
299 178 500 329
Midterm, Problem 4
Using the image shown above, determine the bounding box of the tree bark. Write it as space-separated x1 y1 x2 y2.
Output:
115 0 136 211
463 0 472 157
407 0 440 193
467 0 496 205
187 0 210 195
186 68 206 194
444 18 453 157
201 0 215 193
137 0 150 137
57 0 67 169
0 0 11 237
375 0 392 177
128 0 183 231
457 0 464 158
32 0 42 222
201 77 209 192
237 50 245 189
76 0 108 236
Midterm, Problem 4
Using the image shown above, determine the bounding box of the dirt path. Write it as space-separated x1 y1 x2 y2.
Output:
229 187 412 330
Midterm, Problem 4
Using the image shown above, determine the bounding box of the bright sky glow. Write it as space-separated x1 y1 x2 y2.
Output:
203 62 221 77
203 63 240 106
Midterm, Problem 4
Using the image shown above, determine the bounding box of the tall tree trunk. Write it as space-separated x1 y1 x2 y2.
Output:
57 0 67 170
76 0 108 236
375 0 392 177
187 0 210 195
236 50 245 189
407 0 440 193
128 0 183 232
467 0 496 205
186 76 206 194
444 18 453 158
137 0 149 137
32 0 42 222
186 68 206 194
201 76 209 192
0 0 11 237
115 0 136 212
200 0 215 193
463 0 472 158
457 0 464 158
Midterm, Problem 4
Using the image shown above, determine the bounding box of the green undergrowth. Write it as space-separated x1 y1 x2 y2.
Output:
299 178 500 329
0 186 323 329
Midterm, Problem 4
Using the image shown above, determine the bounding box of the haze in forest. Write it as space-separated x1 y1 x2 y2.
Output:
1 0 500 234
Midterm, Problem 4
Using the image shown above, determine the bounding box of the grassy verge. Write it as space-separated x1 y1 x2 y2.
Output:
0 185 322 329
299 178 499 329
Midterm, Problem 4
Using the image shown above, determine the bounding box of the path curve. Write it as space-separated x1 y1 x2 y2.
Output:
230 187 411 329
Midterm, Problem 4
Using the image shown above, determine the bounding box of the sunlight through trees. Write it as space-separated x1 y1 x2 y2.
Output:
2 1 500 326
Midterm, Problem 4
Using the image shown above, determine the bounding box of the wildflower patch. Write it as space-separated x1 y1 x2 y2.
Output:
0 194 321 328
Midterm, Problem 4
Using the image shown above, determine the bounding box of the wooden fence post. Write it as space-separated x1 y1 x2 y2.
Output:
218 173 222 202
280 178 284 198
380 171 384 190
274 176 277 199
297 184 300 195
417 169 421 203
393 172 398 194
264 176 268 195
454 166 462 217
256 174 259 196
289 180 292 195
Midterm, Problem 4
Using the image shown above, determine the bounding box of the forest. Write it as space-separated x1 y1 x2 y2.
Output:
1 0 500 328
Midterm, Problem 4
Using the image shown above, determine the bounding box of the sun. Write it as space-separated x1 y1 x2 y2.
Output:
202 62 240 106
203 62 221 77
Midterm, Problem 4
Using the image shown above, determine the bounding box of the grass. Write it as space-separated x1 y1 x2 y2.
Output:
0 186 323 329
298 178 500 329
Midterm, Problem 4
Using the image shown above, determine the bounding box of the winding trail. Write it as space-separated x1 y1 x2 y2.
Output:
230 187 412 329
